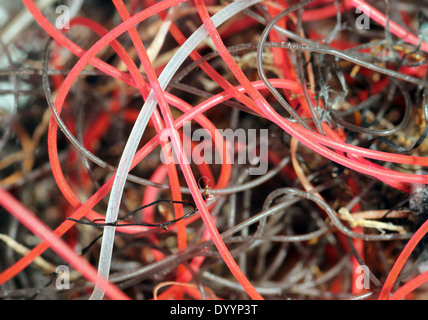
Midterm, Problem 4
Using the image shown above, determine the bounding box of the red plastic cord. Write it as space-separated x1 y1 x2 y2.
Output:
0 188 129 300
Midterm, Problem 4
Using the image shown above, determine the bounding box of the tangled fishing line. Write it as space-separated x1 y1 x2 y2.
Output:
1 0 428 300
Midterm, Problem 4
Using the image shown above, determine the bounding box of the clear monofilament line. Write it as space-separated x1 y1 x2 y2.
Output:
90 0 263 300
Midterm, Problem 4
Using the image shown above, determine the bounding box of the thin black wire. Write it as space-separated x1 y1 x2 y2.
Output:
345 236 383 288
373 87 428 153
256 0 315 131
67 199 199 230
295 7 324 133
330 80 412 137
